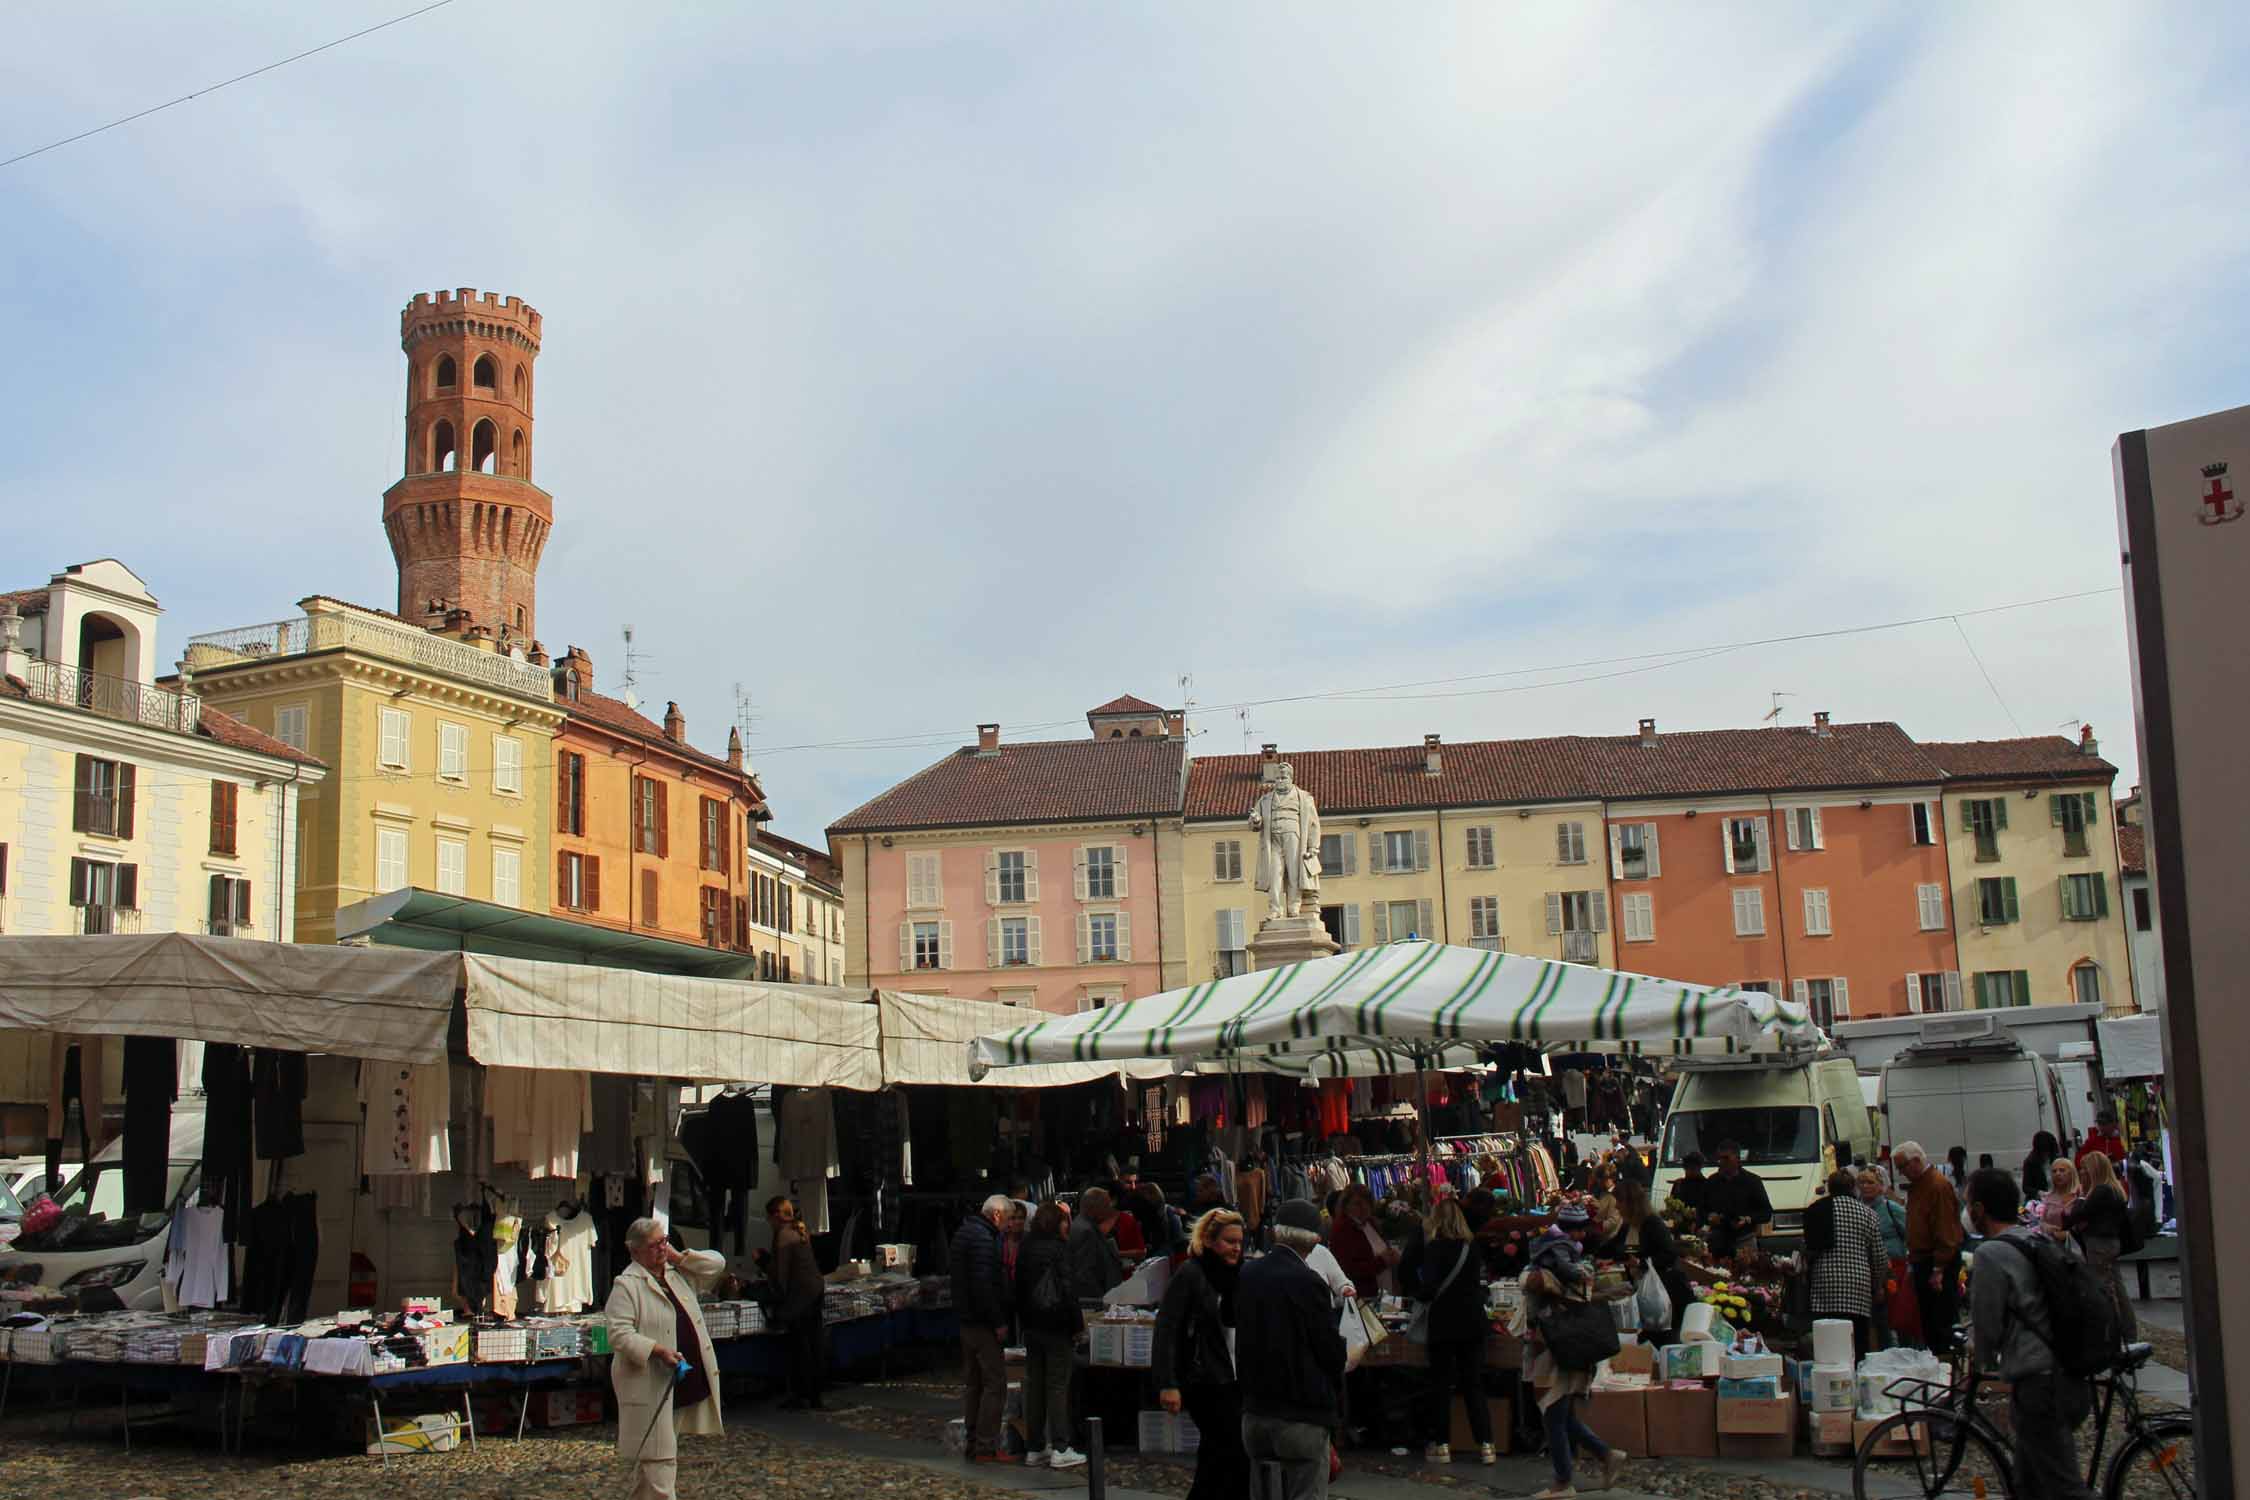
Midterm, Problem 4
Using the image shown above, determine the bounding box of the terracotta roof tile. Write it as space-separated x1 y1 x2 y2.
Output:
829 736 1185 834
1919 736 2118 783
1183 737 1594 819
564 686 764 804
755 829 842 889
2117 823 2146 876
1088 694 1167 717
1579 722 1944 800
0 587 50 618
196 705 326 766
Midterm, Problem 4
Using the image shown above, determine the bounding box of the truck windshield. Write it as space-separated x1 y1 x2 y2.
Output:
1661 1107 1820 1166
9 1161 198 1253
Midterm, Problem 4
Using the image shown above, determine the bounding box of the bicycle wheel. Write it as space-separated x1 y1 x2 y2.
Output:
2104 1420 2196 1500
1853 1410 2014 1500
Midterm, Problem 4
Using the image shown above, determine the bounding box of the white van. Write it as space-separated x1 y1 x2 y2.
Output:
1651 1053 1876 1244
1878 1015 2076 1170
0 1111 205 1310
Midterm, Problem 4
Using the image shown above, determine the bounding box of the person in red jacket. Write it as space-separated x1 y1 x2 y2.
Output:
2076 1113 2128 1171
1327 1184 1397 1297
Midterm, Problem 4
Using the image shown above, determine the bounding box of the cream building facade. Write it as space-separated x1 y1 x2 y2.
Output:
752 830 849 987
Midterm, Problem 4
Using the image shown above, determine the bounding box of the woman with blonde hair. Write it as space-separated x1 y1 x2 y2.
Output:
2067 1150 2138 1339
1153 1208 1247 1498
1413 1197 1495 1465
2039 1156 2082 1239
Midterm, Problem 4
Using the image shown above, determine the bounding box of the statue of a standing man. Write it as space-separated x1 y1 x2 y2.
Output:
1248 762 1323 921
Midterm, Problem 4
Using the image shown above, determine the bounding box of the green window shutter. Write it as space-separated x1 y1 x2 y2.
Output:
2094 873 2109 919
2003 878 2019 923
1972 973 1989 1010
2058 875 2075 920
2050 794 2064 826
1993 797 2008 831
2014 970 2031 1007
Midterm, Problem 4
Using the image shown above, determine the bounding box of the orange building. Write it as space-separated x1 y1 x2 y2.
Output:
549 644 769 952
1593 715 1960 1026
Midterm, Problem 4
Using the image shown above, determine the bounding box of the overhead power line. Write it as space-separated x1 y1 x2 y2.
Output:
1 0 457 171
746 585 2121 757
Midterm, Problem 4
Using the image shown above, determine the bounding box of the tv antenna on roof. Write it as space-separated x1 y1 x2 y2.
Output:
620 625 644 711
1761 690 1794 724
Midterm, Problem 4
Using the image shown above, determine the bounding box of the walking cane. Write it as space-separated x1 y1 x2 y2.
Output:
625 1358 691 1490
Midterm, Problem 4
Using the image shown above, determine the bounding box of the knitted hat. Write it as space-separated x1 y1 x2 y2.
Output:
1270 1198 1323 1234
1555 1200 1592 1228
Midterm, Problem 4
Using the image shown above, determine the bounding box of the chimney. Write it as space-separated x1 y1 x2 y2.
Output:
1162 709 1185 738
1423 733 1443 776
727 725 744 770
976 723 1001 755
1638 718 1658 748
2080 723 2099 757
662 701 685 743
1260 743 1282 784
1813 711 1833 738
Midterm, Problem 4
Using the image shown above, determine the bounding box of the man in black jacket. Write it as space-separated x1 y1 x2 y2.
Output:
950 1195 1014 1463
1236 1199 1347 1499
1065 1187 1128 1300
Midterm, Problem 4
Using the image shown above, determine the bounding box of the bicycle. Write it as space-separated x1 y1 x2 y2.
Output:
1850 1341 2195 1500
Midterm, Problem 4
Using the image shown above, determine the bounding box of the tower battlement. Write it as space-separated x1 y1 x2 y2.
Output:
402 287 542 349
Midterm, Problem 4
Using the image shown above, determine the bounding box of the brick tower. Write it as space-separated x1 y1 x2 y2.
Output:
381 288 551 644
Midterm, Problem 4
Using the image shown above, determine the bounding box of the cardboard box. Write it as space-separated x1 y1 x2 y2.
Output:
1643 1385 1718 1459
1448 1394 1514 1453
1582 1388 1648 1456
1807 1409 1855 1455
1855 1416 1932 1457
1723 1351 1784 1381
1719 1428 1795 1460
1717 1376 1780 1401
1606 1342 1657 1378
1718 1394 1795 1435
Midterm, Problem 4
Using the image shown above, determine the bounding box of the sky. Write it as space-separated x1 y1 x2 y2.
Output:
6 2 2247 844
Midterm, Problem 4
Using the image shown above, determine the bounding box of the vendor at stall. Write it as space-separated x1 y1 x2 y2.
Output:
607 1219 726 1500
1698 1142 1773 1259
1328 1184 1398 1297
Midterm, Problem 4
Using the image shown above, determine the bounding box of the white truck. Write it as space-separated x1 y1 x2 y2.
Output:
1651 1049 1878 1246
1875 1014 2079 1169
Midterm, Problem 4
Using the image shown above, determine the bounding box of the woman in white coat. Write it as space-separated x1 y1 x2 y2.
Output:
606 1218 727 1500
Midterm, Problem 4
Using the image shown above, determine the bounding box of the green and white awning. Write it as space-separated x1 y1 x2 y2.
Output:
969 941 1818 1077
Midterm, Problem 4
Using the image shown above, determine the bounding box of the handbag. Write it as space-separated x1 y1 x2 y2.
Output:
1406 1243 1473 1345
1534 1293 1622 1372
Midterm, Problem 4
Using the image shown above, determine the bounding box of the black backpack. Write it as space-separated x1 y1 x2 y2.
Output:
1984 1232 2123 1378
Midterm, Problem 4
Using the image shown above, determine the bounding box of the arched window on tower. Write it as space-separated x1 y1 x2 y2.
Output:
472 419 497 474
511 429 526 474
514 605 526 634
473 355 498 390
435 356 456 391
432 420 457 473
513 363 528 403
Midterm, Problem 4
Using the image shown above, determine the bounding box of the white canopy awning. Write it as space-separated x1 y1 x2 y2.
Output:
0 933 459 1062
2097 1012 2166 1080
462 954 883 1089
879 991 1179 1088
971 941 1817 1077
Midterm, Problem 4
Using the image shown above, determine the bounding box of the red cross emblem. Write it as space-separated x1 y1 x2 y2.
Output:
2199 461 2240 526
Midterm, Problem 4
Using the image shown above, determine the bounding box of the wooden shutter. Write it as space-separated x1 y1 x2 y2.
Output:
72 754 93 832
209 874 229 929
1023 850 1040 900
1072 849 1089 901
1721 821 1736 875
1369 831 1386 874
2093 873 2109 919
1216 909 1232 953
1341 905 1361 945
1372 902 1389 943
1904 971 1922 1013
1609 825 1624 878
558 851 572 905
1992 798 2008 831
1340 836 1356 875
1943 970 1963 1011
1752 816 1770 871
987 917 1002 967
899 922 915 970
234 878 253 926
1644 826 1661 878
69 857 90 906
1413 830 1431 872
1416 897 1434 939
1545 892 1563 935
113 763 135 840
937 920 954 969
584 856 600 911
2013 970 2032 1007
1792 978 1809 1008
1112 847 1129 898
654 780 669 857
1115 912 1131 962
734 897 748 948
2003 877 2020 923
1556 823 1573 864
1589 891 1608 933
985 852 1001 905
210 780 237 856
1785 809 1801 852
1075 913 1091 964
1026 915 1043 965
1833 977 1850 1017
558 754 573 832
116 863 137 909
641 868 659 927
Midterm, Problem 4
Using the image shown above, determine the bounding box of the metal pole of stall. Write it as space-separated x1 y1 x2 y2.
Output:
1086 1415 1105 1499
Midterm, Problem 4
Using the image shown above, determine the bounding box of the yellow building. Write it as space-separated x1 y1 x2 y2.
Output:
182 596 563 943
754 831 850 987
1926 732 2131 1013
1179 739 1615 980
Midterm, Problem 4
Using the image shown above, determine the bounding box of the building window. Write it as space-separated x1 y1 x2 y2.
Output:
275 704 309 752
494 736 522 795
71 754 132 838
1787 806 1824 851
557 750 586 835
1915 882 1946 931
1320 903 1361 948
209 780 239 858
1725 816 1769 873
376 827 409 893
1000 915 1033 967
438 721 468 783
1382 830 1418 872
1213 840 1243 883
2072 962 2103 1008
779 885 795 934
1620 891 1654 944
69 857 137 933
1975 876 2019 925
1319 833 1354 877
1463 826 1495 870
1963 798 2006 861
912 921 944 970
1079 987 1123 1013
1802 887 1832 937
2132 887 2153 932
997 849 1030 902
1905 971 1958 1013
2053 792 2096 858
378 707 410 771
1082 846 1119 900
906 852 942 908
700 798 728 873
436 836 467 896
492 847 521 908
634 775 668 856
2061 872 2110 922
1468 895 1502 948
206 873 252 937
557 850 598 911
1911 800 1937 846
1731 887 1766 937
1556 821 1588 865
1976 970 2031 1009
1798 977 1845 1028
701 887 727 947
1549 890 1606 957
1614 822 1657 878
1217 908 1249 974
1087 912 1120 962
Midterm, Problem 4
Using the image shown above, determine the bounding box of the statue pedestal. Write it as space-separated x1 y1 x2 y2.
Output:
1249 913 1340 972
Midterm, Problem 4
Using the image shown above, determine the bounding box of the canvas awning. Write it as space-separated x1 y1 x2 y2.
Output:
971 941 1816 1077
461 954 882 1089
0 933 458 1062
2097 1012 2166 1080
878 991 1178 1088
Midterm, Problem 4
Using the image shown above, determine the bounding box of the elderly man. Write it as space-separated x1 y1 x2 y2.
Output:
1895 1141 1965 1356
951 1193 1015 1463
1237 1199 1348 1499
1067 1187 1129 1300
605 1218 727 1500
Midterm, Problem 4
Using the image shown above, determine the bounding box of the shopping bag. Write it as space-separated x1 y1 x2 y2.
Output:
1634 1266 1673 1331
1358 1300 1390 1347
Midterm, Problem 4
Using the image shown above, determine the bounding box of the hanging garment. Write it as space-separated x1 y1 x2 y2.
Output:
163 1203 230 1310
122 1036 177 1218
251 1049 307 1160
583 1074 637 1177
361 1059 452 1175
541 1209 601 1313
780 1088 842 1231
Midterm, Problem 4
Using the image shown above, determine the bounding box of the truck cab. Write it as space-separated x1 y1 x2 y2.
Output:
1651 1052 1875 1248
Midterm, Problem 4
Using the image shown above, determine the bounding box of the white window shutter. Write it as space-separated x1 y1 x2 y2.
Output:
1721 822 1736 875
1944 970 1964 1011
985 853 1000 905
1022 850 1039 900
1609 825 1624 879
1216 909 1232 952
1785 810 1802 852
1754 818 1772 872
1372 902 1390 943
1792 978 1809 1007
938 920 954 970
1644 826 1661 878
1113 847 1130 898
1073 848 1089 901
1076 913 1091 964
1026 916 1042 966
1904 972 1922 1013
1368 831 1386 873
1416 897 1434 938
1414 829 1431 872
899 923 914 970
986 918 1001 967
1343 836 1358 875
1342 905 1361 946
1589 891 1608 933
1116 911 1132 962
1833 977 1851 1017
1810 807 1825 850
1545 892 1563 935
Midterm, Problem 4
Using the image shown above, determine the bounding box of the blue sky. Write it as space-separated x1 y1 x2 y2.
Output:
6 3 2246 842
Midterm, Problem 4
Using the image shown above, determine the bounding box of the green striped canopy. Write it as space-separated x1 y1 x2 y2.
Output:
969 940 1818 1076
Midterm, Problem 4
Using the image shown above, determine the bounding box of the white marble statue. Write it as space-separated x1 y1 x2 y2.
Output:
1248 762 1323 921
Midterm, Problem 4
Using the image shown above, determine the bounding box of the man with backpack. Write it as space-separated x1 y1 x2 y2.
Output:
1966 1168 2118 1500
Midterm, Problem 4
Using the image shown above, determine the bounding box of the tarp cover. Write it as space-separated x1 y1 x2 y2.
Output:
2097 1012 2166 1080
879 991 1177 1088
462 954 881 1089
971 940 1815 1076
0 933 458 1062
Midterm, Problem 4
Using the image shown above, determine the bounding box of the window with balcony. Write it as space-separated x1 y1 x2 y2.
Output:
70 857 137 933
1963 798 2006 861
2061 872 2110 922
2053 792 2096 858
378 708 410 771
1796 977 1847 1029
1976 876 2019 926
1549 889 1606 960
71 754 133 839
1613 821 1658 878
207 874 253 937
1469 895 1502 949
1725 816 1769 873
557 850 598 911
1465 826 1495 870
1213 840 1243 883
1905 971 1958 1013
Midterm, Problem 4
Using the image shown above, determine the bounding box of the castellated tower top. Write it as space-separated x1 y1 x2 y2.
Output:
383 287 552 644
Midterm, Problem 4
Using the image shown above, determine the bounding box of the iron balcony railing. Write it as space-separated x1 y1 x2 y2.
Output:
79 905 143 936
23 660 202 735
185 609 552 699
